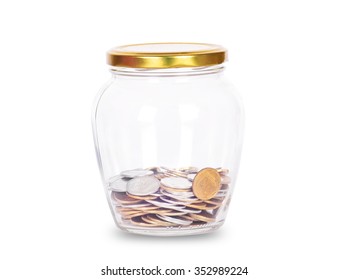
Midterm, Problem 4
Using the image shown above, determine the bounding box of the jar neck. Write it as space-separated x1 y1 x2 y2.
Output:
109 64 225 78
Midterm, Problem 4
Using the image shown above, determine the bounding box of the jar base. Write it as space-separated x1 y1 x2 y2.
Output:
116 220 224 237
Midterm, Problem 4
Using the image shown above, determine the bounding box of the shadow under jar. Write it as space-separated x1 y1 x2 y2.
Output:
92 43 244 236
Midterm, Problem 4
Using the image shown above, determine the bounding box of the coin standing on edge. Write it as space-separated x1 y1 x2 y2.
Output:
192 168 221 200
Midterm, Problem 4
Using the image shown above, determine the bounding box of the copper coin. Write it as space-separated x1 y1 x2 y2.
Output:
160 211 188 216
111 192 141 205
130 216 159 227
142 214 175 227
142 208 173 215
186 203 219 210
127 193 158 200
184 202 208 210
204 197 224 206
128 206 159 211
122 212 145 219
189 212 215 223
192 168 221 200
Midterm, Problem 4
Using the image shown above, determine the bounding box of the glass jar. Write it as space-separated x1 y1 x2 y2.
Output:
92 43 244 236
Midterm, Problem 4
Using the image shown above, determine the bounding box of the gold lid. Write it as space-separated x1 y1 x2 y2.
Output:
107 43 227 69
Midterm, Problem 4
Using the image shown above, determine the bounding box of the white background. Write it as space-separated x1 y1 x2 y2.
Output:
0 0 348 279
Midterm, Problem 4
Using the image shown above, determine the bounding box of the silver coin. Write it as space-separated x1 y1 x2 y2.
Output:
156 215 193 226
221 175 231 184
161 177 192 189
187 173 196 181
109 177 128 192
160 191 198 202
119 203 152 208
121 168 154 178
146 199 186 210
127 176 160 196
214 191 227 198
160 188 195 197
178 167 199 173
160 167 188 178
160 196 192 205
177 207 202 214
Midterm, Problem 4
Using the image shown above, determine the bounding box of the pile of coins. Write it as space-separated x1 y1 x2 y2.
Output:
108 166 231 228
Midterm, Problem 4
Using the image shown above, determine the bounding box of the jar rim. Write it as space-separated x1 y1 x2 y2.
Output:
106 42 227 69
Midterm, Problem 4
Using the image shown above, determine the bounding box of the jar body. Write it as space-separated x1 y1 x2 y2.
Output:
92 66 244 236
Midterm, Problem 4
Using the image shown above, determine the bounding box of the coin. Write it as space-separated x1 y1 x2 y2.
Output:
160 210 188 216
109 177 128 192
130 216 159 227
160 192 198 203
178 166 199 173
127 193 159 200
192 168 221 200
215 190 228 197
122 211 145 219
177 207 202 214
161 177 192 189
121 203 153 208
161 185 192 193
160 196 192 205
187 173 196 181
160 167 188 178
142 208 173 215
127 176 160 196
146 199 186 210
142 214 175 226
156 215 193 226
121 168 154 178
216 167 229 175
221 175 231 185
185 202 209 210
160 188 195 198
204 198 224 206
111 166 231 228
189 212 215 223
111 192 141 204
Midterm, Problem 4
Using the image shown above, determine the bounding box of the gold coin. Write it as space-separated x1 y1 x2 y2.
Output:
189 212 215 223
192 168 221 200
